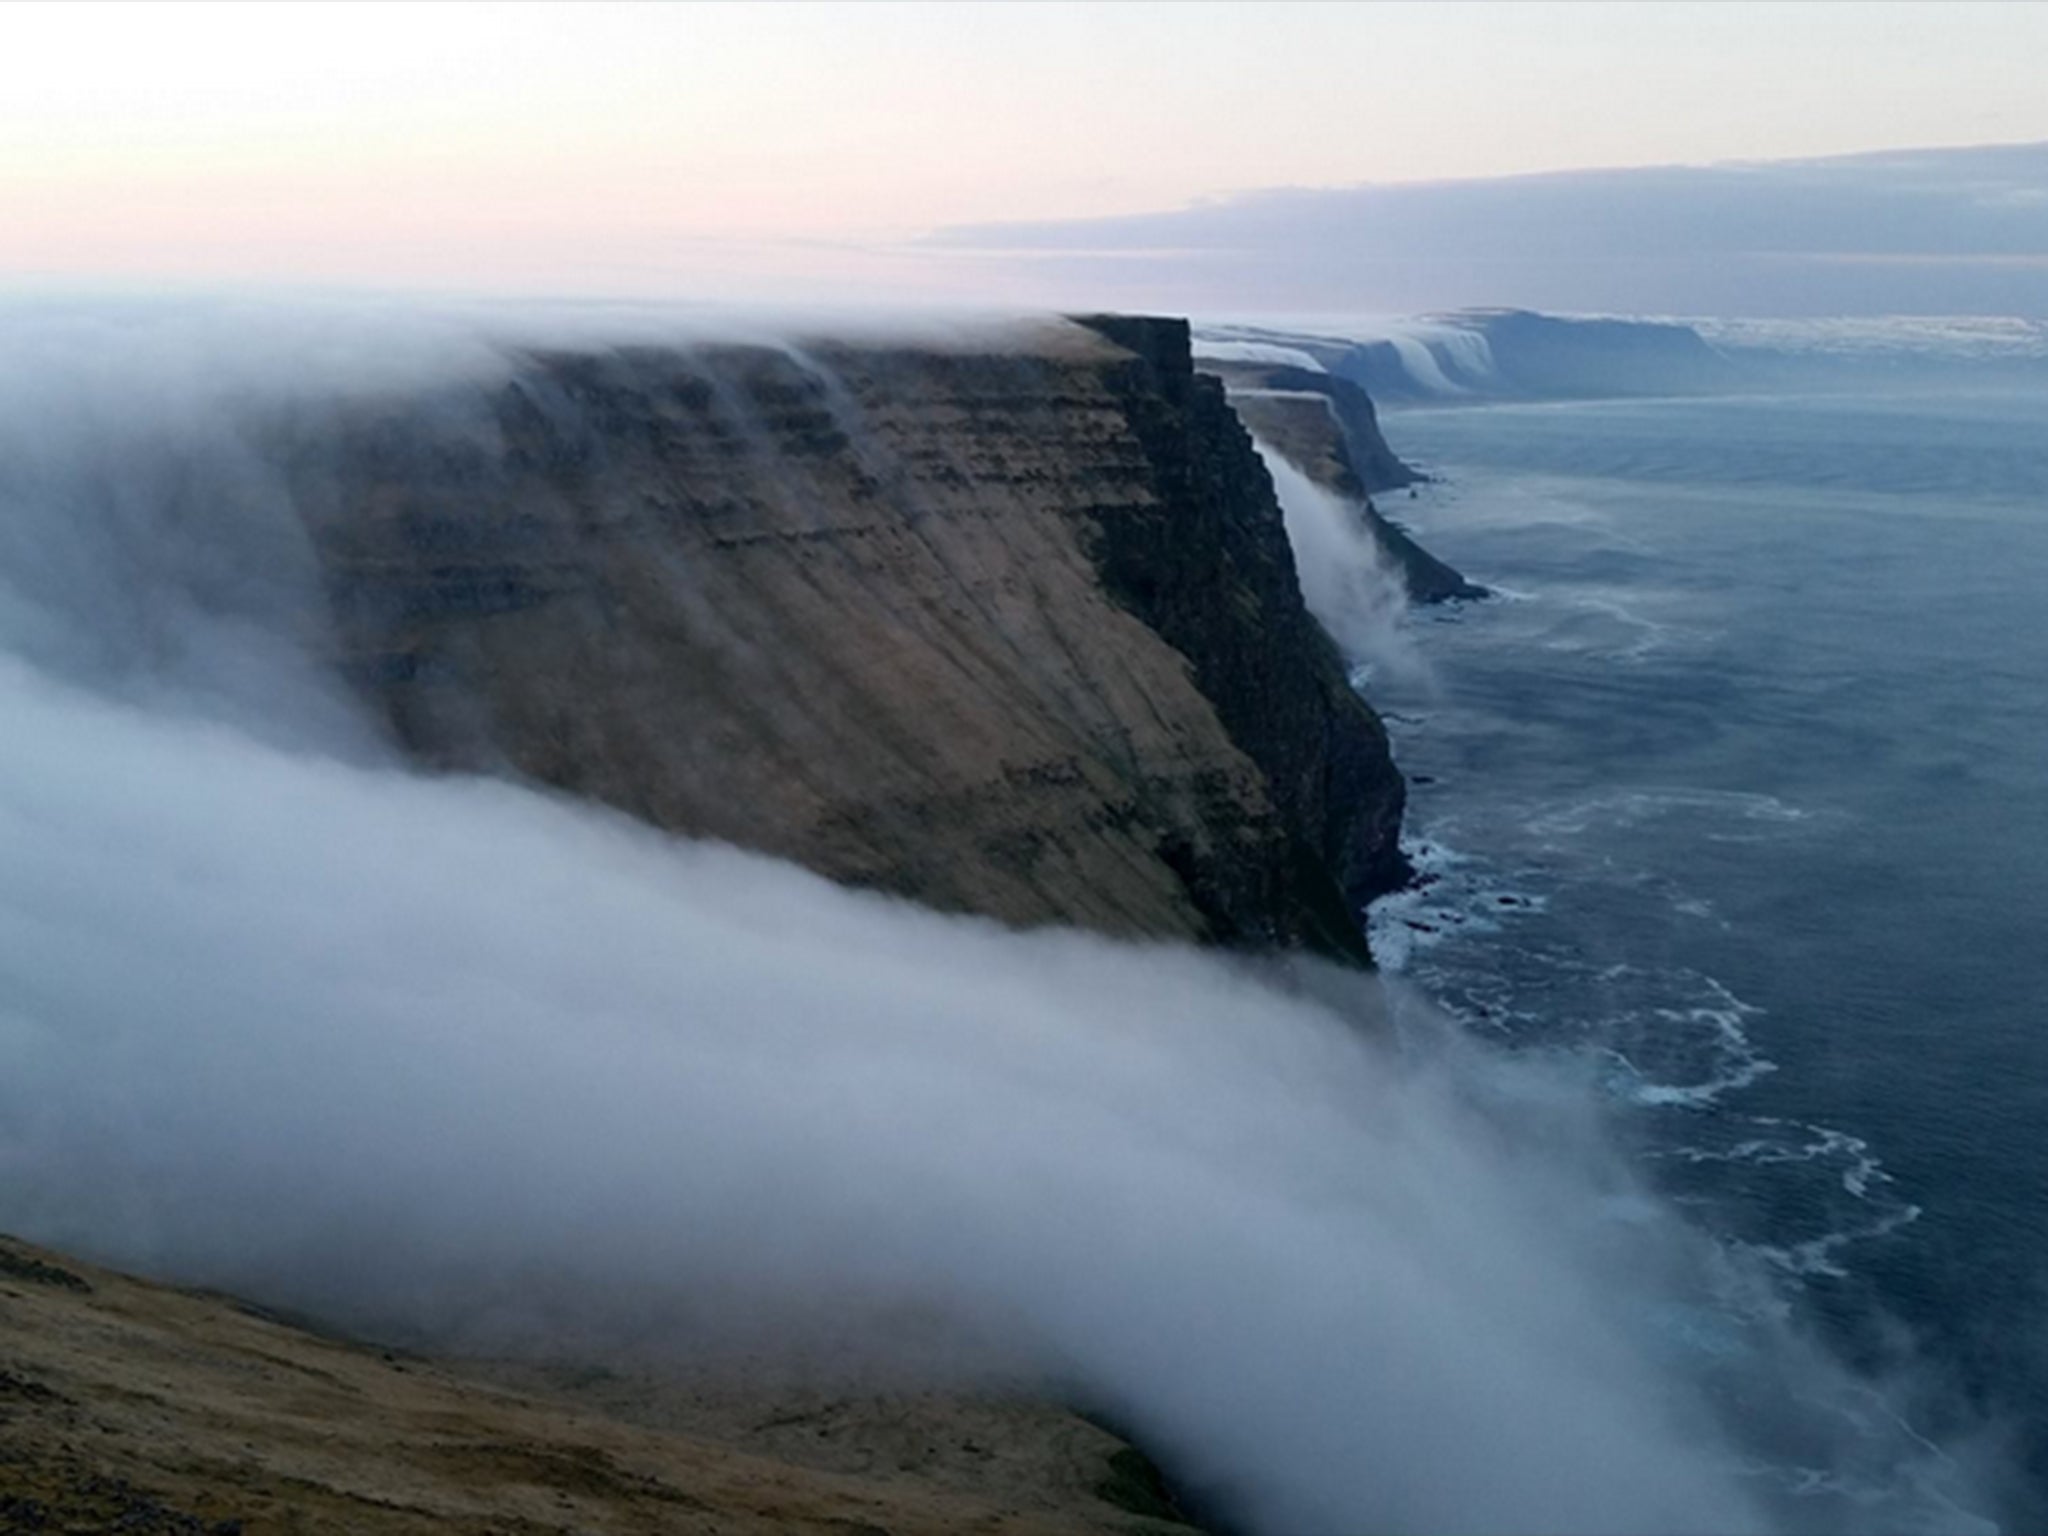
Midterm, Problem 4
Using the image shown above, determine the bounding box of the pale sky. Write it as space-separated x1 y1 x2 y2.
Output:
7 1 2048 309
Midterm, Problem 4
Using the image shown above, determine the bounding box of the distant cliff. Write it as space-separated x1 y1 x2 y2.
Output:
1201 359 1485 605
280 316 1405 963
1197 359 1420 493
1402 309 1743 398
1200 309 1745 403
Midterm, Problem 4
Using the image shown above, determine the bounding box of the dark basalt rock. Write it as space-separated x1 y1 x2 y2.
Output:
1077 315 1409 949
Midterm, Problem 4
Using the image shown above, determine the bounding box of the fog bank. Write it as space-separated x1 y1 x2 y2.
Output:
0 659 1765 1535
1258 444 1427 689
0 300 1992 1534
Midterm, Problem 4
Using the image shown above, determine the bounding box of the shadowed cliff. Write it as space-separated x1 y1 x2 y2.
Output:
281 315 1405 962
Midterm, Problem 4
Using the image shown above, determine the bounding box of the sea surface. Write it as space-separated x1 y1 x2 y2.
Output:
1365 385 2048 1531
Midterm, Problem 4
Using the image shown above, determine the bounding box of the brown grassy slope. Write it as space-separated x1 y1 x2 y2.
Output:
0 1235 1192 1535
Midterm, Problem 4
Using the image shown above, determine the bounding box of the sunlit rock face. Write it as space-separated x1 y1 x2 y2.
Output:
279 315 1404 961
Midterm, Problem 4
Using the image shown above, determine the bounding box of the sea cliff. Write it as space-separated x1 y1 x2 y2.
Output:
284 314 1407 962
0 310 1451 1535
1202 358 1487 605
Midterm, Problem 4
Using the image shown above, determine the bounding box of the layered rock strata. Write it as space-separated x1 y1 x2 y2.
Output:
281 315 1406 962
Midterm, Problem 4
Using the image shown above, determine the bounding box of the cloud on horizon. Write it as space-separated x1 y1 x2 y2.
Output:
926 141 2048 318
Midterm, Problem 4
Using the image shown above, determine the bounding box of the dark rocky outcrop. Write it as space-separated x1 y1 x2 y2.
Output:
1074 316 1409 943
280 315 1406 963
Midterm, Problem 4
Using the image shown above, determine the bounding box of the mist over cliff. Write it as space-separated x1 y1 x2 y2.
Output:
1197 308 2048 409
0 299 1988 1533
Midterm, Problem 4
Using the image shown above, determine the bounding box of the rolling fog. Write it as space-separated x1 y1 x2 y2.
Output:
1257 444 1429 690
0 301 1984 1534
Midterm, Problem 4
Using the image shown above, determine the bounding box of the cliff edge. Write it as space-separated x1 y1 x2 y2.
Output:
0 313 1422 1534
286 315 1405 962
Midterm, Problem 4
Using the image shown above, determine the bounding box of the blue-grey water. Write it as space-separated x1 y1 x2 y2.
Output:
1366 386 2048 1531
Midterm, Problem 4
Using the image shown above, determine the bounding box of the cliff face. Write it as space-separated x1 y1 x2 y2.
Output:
281 316 1403 962
1197 359 1419 494
1201 361 1485 605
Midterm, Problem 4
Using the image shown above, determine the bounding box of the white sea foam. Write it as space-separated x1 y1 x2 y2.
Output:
1368 819 1777 1117
1410 470 1628 537
1527 788 1816 841
1553 588 1691 661
1660 1115 1921 1286
1745 1204 1925 1283
1366 838 1549 976
1613 1041 1779 1111
1659 1121 1893 1203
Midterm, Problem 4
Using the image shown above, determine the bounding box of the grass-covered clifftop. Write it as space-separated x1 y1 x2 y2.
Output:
0 1232 1192 1535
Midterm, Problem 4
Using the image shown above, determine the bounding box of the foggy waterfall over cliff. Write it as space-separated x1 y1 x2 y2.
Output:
0 301 1990 1535
1256 442 1426 688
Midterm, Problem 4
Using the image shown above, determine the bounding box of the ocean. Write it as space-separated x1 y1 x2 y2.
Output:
1366 383 2048 1531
